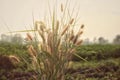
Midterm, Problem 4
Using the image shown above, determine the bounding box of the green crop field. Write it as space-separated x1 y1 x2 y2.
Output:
0 42 120 80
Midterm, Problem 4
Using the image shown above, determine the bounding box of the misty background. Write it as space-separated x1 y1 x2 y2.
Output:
0 0 120 42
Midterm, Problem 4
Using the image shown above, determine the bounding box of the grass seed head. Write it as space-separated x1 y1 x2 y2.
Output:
28 45 37 57
61 25 69 36
35 21 46 31
26 33 33 41
75 40 83 45
55 20 59 33
9 55 20 64
69 35 74 42
77 31 83 37
73 35 78 44
69 18 74 25
81 24 84 29
61 4 63 12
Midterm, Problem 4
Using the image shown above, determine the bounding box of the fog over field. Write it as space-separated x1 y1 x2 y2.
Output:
0 0 120 42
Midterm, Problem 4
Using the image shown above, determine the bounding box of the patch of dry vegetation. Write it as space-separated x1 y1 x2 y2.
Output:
25 3 84 80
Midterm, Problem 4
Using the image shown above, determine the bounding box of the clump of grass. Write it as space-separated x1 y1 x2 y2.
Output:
24 3 84 80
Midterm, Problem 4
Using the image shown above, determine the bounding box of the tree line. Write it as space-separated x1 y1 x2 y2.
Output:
0 33 120 45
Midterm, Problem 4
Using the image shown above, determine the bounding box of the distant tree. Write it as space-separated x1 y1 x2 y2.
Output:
82 38 90 45
93 37 97 44
113 35 120 44
1 34 11 42
1 34 7 41
98 37 108 44
11 34 23 44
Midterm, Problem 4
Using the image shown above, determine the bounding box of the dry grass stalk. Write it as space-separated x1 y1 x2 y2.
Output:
55 20 59 33
35 21 38 30
47 32 53 54
38 30 46 43
56 38 61 49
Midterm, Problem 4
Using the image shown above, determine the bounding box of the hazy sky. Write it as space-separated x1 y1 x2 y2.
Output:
0 0 120 42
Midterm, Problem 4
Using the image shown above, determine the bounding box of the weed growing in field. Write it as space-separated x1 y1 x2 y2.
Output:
23 2 84 80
